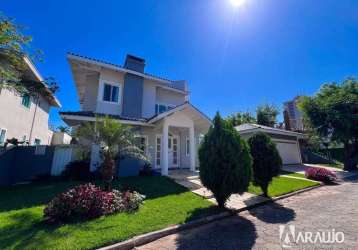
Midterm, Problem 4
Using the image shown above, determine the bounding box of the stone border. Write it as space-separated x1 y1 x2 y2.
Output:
98 183 324 250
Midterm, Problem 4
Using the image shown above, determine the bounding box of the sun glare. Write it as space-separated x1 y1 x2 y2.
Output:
230 0 246 7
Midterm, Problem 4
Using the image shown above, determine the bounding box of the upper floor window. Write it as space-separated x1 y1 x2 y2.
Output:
102 83 120 103
155 104 175 115
21 94 31 108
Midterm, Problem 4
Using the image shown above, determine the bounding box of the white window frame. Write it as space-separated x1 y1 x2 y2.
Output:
0 128 7 146
155 103 176 115
155 135 162 168
98 80 121 104
185 136 190 156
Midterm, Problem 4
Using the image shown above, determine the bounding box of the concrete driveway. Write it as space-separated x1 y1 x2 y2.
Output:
136 176 358 250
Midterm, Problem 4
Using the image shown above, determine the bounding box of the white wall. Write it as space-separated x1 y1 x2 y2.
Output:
95 69 124 116
0 88 53 145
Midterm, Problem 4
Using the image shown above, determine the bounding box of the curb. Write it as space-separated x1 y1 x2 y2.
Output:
98 183 324 250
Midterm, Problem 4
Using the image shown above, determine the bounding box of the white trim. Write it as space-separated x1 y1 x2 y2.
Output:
237 126 305 138
67 53 188 94
170 135 180 168
23 56 61 107
148 103 212 125
98 80 122 104
185 136 190 156
60 114 154 127
155 135 162 168
0 128 7 145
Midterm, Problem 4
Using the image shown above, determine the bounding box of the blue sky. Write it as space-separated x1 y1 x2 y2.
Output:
2 0 358 127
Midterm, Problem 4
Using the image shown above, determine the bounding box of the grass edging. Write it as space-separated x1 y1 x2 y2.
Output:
98 183 324 250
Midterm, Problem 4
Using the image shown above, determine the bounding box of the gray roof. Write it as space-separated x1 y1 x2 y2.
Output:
235 123 304 137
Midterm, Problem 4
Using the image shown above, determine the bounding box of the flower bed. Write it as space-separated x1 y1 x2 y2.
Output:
305 167 337 183
44 183 145 223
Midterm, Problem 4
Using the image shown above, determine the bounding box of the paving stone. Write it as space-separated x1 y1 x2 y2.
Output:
137 176 358 250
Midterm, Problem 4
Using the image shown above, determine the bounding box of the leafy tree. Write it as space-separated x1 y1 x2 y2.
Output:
0 13 59 97
283 110 291 131
199 112 252 208
298 78 358 171
76 116 148 191
256 104 279 127
248 132 282 197
226 111 256 127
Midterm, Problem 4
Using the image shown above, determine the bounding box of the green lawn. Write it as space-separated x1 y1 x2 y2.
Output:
248 176 319 197
280 170 306 179
317 162 344 169
0 176 217 250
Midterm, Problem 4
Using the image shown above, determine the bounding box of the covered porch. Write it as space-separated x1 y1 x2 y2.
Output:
148 103 211 176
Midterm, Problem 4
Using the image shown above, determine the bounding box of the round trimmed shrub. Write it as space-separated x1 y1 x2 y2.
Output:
43 183 145 223
199 113 252 208
248 132 282 197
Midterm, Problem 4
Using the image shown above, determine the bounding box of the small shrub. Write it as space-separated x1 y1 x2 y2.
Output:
61 160 91 181
248 132 282 197
44 183 145 223
199 113 252 208
305 167 337 183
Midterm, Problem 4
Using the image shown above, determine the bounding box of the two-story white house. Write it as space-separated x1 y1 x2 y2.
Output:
0 56 61 146
60 53 211 175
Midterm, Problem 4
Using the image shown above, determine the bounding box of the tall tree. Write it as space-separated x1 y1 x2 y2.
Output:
76 116 148 190
226 111 256 127
248 132 282 197
298 78 358 171
199 113 252 208
256 104 279 127
283 110 291 131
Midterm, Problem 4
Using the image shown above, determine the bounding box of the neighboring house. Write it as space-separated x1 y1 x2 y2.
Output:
60 53 211 175
236 123 304 165
283 96 304 132
51 131 72 145
0 56 61 146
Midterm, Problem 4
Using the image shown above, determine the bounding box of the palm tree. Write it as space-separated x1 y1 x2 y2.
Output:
57 126 71 134
76 116 148 191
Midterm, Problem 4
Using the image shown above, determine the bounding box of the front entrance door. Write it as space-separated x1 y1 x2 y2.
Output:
156 135 179 169
168 136 179 168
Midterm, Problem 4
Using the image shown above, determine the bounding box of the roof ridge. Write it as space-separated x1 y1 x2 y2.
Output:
67 52 176 83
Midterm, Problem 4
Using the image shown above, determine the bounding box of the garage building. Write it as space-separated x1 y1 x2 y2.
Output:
235 124 304 165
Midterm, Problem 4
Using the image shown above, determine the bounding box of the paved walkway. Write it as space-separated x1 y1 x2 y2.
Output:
136 176 358 250
168 170 269 210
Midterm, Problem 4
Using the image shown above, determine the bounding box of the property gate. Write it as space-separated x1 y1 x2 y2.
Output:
51 146 76 176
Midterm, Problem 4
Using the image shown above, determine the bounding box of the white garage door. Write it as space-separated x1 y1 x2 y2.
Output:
275 141 301 165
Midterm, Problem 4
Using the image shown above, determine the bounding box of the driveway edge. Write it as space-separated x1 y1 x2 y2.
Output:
97 183 324 250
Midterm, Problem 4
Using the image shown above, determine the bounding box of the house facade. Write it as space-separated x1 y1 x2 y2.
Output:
0 56 61 146
60 53 211 175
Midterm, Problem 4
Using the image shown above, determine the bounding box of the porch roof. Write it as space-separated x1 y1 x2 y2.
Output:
60 102 211 129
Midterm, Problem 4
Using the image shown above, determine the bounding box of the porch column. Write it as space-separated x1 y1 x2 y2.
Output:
161 121 169 176
189 125 196 171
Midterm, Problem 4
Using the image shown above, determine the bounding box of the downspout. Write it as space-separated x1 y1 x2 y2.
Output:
29 94 40 145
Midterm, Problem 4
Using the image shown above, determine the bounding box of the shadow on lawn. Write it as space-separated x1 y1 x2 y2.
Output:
0 210 67 250
176 214 257 250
